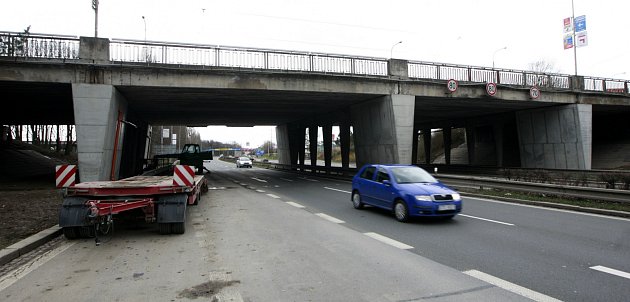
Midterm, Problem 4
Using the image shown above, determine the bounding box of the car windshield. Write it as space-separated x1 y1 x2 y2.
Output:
239 157 250 161
390 166 437 184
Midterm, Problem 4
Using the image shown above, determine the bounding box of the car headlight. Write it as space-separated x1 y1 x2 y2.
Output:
451 193 461 200
415 195 432 201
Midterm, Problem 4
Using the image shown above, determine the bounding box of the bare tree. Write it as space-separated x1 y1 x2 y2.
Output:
526 60 566 88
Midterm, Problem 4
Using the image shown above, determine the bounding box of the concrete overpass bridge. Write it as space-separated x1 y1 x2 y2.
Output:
1 32 629 181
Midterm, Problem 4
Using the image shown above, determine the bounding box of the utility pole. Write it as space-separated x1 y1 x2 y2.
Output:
92 0 99 37
571 0 578 75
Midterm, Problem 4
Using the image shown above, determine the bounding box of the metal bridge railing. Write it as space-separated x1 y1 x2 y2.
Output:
408 61 573 90
0 31 79 59
109 39 389 76
1 32 629 94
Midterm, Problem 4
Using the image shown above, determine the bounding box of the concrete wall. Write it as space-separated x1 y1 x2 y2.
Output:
516 104 592 169
276 124 291 165
351 94 415 168
72 84 128 182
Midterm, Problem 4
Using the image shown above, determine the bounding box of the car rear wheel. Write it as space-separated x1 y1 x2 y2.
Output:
351 191 364 209
394 201 409 222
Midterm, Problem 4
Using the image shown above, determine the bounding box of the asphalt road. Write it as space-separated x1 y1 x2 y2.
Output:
0 160 627 301
220 161 630 302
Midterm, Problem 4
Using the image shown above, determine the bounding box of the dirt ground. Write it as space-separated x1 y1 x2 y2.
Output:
0 178 61 249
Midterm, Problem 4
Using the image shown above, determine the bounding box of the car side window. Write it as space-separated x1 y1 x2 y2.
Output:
376 168 390 183
360 167 376 180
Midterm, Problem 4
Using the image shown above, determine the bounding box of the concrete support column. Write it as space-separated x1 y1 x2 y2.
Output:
516 104 592 169
411 126 419 165
351 94 415 168
423 128 431 164
309 125 318 167
443 127 452 165
340 122 351 171
493 123 504 167
276 124 291 165
297 125 306 167
72 84 128 182
323 124 332 169
466 126 476 165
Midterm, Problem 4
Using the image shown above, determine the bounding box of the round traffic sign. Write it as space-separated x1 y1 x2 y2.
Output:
486 82 497 96
447 79 458 93
530 86 540 99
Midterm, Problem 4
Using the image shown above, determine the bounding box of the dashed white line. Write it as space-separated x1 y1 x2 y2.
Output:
459 214 515 226
266 193 281 199
286 201 305 208
323 187 351 194
256 189 266 193
590 265 630 280
251 177 267 183
279 178 294 182
463 270 562 302
364 232 414 250
315 213 345 224
298 177 319 182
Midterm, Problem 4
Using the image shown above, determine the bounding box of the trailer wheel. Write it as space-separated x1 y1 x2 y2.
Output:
63 227 79 239
158 223 171 235
172 222 186 234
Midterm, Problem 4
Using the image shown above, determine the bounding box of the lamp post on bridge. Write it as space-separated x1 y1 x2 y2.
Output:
142 16 147 42
492 46 507 69
390 41 403 58
92 0 99 37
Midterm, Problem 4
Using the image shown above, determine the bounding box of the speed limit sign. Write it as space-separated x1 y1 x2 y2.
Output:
486 82 497 96
530 86 540 99
447 79 458 93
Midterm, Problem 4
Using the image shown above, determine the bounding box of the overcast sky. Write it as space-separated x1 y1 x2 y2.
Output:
5 0 629 148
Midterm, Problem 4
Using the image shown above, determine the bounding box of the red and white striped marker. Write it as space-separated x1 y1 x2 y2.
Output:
173 165 195 187
55 165 77 188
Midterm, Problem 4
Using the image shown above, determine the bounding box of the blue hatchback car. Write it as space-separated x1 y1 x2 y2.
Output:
351 164 462 222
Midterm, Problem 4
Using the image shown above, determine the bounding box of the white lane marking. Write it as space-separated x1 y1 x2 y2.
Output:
0 240 77 292
364 232 414 250
466 196 630 222
286 201 305 208
315 213 345 224
255 189 266 193
266 194 281 199
324 187 351 194
251 177 267 183
463 270 562 302
459 214 515 226
590 265 630 280
279 178 294 182
239 183 248 186
298 177 319 182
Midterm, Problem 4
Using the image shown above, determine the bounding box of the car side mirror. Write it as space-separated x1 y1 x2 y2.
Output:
382 180 391 186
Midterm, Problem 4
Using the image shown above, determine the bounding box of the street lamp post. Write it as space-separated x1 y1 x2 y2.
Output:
142 16 147 41
390 41 403 58
92 0 99 37
492 46 507 69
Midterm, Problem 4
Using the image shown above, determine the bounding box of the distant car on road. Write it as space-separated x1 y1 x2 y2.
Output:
236 156 253 168
351 164 462 222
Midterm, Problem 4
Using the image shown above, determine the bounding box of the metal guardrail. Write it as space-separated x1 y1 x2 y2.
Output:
439 174 630 204
1 31 629 94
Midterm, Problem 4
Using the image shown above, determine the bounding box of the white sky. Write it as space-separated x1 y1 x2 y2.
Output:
5 0 629 148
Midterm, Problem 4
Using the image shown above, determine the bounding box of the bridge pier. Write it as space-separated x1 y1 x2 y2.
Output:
72 84 128 182
516 104 592 169
351 94 415 168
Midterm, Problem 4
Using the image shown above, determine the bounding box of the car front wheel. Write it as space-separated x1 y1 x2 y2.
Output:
394 201 409 222
351 191 364 209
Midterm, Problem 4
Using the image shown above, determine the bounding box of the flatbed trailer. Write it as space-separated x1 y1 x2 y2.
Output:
58 165 208 241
